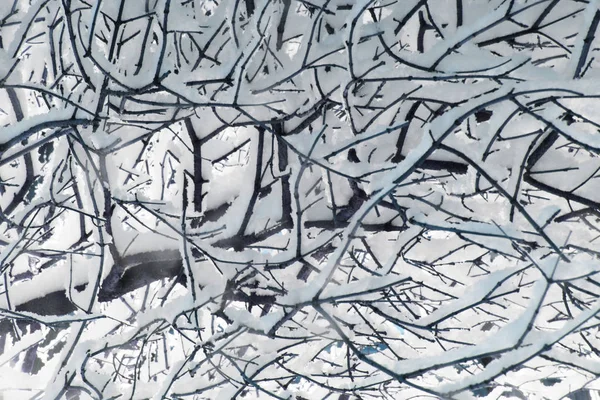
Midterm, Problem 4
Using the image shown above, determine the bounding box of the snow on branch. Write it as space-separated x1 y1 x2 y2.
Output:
1 0 600 399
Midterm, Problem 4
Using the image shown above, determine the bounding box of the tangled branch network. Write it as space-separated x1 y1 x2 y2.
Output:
1 0 600 399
